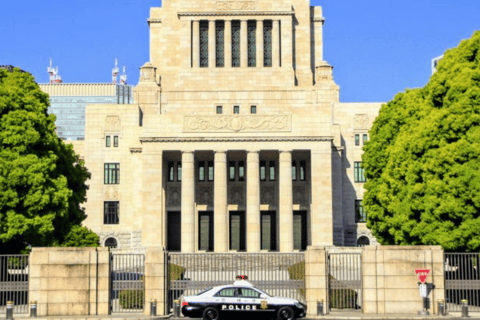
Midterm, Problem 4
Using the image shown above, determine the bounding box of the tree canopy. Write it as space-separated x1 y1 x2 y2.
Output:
0 68 98 253
362 31 480 252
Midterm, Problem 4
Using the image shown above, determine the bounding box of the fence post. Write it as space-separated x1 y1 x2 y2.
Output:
305 246 328 317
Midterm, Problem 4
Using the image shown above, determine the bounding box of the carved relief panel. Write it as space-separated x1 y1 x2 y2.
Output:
105 115 121 132
354 114 369 130
105 186 119 200
228 186 245 206
167 187 181 207
216 1 256 10
293 186 307 205
184 115 291 133
197 186 213 207
261 185 276 206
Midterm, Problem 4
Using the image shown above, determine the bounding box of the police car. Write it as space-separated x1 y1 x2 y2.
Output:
181 276 307 320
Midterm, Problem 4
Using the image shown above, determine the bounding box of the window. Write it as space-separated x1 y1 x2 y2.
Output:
247 21 256 67
177 162 182 181
168 162 175 182
357 236 370 247
269 161 276 181
293 211 307 250
232 21 241 67
354 162 366 182
198 212 213 251
300 161 306 181
106 136 111 147
233 105 240 114
216 288 237 297
251 105 257 114
208 161 214 181
260 161 266 181
215 21 225 67
238 288 260 298
104 163 120 184
355 134 360 146
263 20 273 67
355 200 367 223
261 211 277 251
229 161 236 181
104 202 119 224
198 161 205 181
216 106 223 114
230 211 246 251
199 21 209 67
104 237 117 248
238 161 245 181
114 136 119 147
363 134 368 144
292 161 297 181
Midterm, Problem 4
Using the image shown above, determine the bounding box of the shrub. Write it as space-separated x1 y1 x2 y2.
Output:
288 261 305 299
119 290 144 309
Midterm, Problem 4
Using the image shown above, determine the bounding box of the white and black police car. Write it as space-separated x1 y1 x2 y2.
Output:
181 276 307 320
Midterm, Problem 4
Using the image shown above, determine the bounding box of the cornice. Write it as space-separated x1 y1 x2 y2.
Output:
178 11 293 17
140 136 334 143
147 19 162 26
311 18 325 24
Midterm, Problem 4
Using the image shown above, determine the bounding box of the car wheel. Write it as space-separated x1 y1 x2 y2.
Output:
277 306 295 320
202 307 220 320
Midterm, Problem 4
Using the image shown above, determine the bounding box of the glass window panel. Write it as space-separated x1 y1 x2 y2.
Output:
168 162 174 182
355 200 367 222
200 21 209 67
104 201 119 224
251 105 257 114
355 134 360 146
230 214 240 250
354 162 366 182
105 163 120 184
216 21 225 67
232 21 241 67
238 161 245 181
216 288 236 297
216 106 223 114
234 105 240 114
229 161 236 181
177 162 182 181
269 161 275 181
247 21 256 67
208 161 214 181
260 161 266 181
199 213 210 251
292 161 297 181
106 136 111 147
199 161 205 181
114 136 119 147
263 20 272 67
300 161 306 181
363 134 368 144
261 213 271 250
238 288 260 298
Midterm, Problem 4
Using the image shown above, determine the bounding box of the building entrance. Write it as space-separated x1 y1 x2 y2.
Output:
261 211 277 251
293 211 307 250
229 211 246 251
198 211 213 251
167 211 181 251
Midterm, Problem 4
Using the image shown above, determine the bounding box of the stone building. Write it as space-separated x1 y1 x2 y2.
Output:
76 0 383 251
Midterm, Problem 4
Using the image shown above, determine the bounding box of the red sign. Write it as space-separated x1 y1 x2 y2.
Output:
415 269 430 284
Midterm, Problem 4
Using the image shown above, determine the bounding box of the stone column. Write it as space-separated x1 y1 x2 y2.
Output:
311 148 333 246
225 20 232 68
279 150 293 252
281 18 293 68
181 151 195 252
246 150 260 252
192 20 200 68
256 20 264 67
240 20 248 67
214 150 228 252
273 20 281 67
209 19 216 68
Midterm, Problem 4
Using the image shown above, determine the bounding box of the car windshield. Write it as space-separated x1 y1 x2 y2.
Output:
195 288 213 296
253 287 272 297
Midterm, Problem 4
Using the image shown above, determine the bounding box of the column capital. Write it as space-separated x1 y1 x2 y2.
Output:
193 20 200 25
182 151 195 163
279 150 292 154
214 150 227 154
247 150 260 154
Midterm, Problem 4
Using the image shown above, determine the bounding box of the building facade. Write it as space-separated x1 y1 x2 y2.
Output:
78 0 382 251
39 84 134 141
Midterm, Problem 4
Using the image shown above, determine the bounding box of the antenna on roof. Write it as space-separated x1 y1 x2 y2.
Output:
120 65 127 85
112 58 119 84
48 59 62 84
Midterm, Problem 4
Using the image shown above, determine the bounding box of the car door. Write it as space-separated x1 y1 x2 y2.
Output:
237 287 274 315
213 287 238 314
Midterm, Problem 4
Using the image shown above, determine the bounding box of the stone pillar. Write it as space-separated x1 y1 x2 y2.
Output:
272 20 281 67
225 20 232 68
256 20 264 67
305 246 328 317
240 20 248 67
181 151 195 252
144 247 166 316
214 150 228 252
246 150 260 252
279 150 293 252
192 20 200 68
208 19 216 68
282 18 293 68
311 148 333 246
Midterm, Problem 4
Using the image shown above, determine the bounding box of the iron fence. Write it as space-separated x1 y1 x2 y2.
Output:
166 252 305 312
328 253 362 311
110 254 145 313
444 252 480 312
0 255 29 314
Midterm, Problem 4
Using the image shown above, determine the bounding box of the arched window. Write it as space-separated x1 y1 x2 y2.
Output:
105 237 118 248
357 236 370 247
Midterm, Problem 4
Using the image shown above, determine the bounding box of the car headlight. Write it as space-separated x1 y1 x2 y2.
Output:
295 302 304 309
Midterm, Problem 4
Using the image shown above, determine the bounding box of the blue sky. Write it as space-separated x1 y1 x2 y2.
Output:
1 0 479 102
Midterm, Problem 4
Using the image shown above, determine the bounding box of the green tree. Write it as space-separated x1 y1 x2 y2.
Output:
0 68 98 253
362 31 480 252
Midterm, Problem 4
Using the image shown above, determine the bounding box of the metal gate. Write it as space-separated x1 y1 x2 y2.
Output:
166 253 305 311
328 253 362 311
445 253 480 312
0 255 29 314
110 254 145 313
